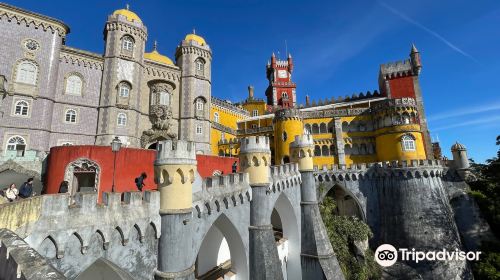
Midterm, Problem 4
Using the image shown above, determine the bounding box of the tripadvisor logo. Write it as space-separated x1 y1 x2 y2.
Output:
374 244 482 267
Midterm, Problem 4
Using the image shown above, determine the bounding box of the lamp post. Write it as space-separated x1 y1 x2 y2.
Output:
111 137 122 193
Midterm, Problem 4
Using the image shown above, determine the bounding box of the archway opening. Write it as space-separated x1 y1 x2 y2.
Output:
196 214 248 280
327 185 363 220
271 193 300 280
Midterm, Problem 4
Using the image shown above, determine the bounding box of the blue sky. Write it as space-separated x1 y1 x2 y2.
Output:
9 0 500 162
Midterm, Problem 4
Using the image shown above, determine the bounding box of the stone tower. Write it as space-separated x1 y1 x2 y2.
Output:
290 135 345 280
273 108 304 165
239 136 283 279
96 7 147 146
175 32 212 155
154 139 197 280
451 141 470 179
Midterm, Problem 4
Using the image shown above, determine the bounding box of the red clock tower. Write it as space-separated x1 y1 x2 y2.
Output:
265 53 296 108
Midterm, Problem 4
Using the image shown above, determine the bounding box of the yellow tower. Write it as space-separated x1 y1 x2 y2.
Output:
239 136 271 185
290 134 315 171
154 140 197 212
273 108 303 165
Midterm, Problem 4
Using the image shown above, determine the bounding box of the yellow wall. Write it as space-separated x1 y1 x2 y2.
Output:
375 127 426 162
274 118 303 164
242 101 267 117
210 104 248 156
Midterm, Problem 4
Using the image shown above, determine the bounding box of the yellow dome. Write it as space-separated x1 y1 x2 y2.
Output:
113 9 142 23
144 50 174 65
185 33 207 46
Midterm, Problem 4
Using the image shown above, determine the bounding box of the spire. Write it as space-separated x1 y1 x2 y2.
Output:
411 43 418 54
153 40 158 51
288 53 292 59
272 52 275 58
126 3 130 10
192 28 196 35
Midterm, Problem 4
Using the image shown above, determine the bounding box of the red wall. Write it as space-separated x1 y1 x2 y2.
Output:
45 146 156 200
196 155 239 178
388 76 416 98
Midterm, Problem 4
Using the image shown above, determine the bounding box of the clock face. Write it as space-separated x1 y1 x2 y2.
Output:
278 70 288 78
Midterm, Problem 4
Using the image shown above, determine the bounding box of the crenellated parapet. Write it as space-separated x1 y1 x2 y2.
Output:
273 108 302 122
269 163 302 193
192 172 251 218
239 136 272 185
379 59 415 79
5 191 161 260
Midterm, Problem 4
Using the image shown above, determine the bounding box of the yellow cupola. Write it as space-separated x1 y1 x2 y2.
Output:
113 5 142 23
144 41 174 65
184 29 207 46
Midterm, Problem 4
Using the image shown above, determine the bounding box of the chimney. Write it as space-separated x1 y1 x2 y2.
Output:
305 95 310 106
248 85 254 100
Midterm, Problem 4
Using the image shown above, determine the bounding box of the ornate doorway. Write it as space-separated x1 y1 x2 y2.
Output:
64 158 100 195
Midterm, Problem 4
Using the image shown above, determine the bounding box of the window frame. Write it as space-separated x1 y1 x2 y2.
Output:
117 112 127 126
6 135 26 156
16 60 38 85
118 83 131 98
65 109 77 124
158 91 170 106
214 112 219 123
401 134 416 152
196 124 203 134
252 109 259 117
65 74 83 96
122 36 134 52
196 99 204 111
14 100 29 116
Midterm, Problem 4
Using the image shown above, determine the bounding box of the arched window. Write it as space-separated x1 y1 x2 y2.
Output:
252 110 259 117
401 134 416 151
352 144 360 155
360 143 367 155
117 113 127 126
402 114 411 125
319 123 327 133
196 98 204 111
214 112 219 123
196 124 203 134
282 92 289 100
195 58 205 76
6 136 26 156
342 121 349 132
312 123 319 134
159 91 170 106
65 109 77 123
14 100 29 116
304 124 312 134
122 36 134 51
65 75 83 95
314 145 321 156
118 82 131 98
16 61 37 85
251 124 257 129
330 145 336 155
321 145 329 156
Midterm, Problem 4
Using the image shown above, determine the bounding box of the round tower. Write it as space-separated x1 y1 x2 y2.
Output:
154 139 197 280
289 134 314 171
451 141 469 170
273 108 303 164
239 136 271 185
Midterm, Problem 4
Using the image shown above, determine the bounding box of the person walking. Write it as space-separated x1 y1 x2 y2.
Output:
135 172 147 191
5 183 18 202
18 178 34 198
232 161 238 173
58 181 69 193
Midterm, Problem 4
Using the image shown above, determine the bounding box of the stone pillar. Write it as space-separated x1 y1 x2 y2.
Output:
240 136 284 280
290 135 345 280
154 140 197 280
334 118 346 165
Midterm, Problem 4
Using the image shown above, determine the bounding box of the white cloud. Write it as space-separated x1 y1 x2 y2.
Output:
428 101 500 121
432 115 500 131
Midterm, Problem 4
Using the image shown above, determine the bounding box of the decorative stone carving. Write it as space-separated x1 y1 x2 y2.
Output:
64 158 100 195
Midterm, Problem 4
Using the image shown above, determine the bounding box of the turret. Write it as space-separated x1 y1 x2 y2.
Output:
273 108 303 164
248 85 254 100
289 134 314 171
154 139 197 280
239 136 271 185
176 30 212 154
410 43 422 75
451 141 470 170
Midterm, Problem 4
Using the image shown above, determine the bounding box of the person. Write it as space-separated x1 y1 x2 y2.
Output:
135 172 147 191
18 178 34 198
58 181 69 193
5 183 19 202
232 161 238 173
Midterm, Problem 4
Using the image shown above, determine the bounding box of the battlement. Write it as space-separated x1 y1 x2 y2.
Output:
315 159 443 172
276 59 289 67
0 229 65 280
155 139 197 165
193 172 251 217
269 163 302 193
303 90 382 108
270 163 300 177
240 136 271 154
290 134 314 149
274 108 302 121
380 59 414 79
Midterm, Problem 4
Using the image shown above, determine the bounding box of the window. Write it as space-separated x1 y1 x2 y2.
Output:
16 61 37 85
66 75 83 95
282 92 289 100
117 113 127 126
282 131 287 141
60 142 73 146
196 124 203 134
314 145 321 156
251 124 257 129
252 110 259 117
159 91 170 106
402 134 416 151
6 136 26 157
195 59 205 75
196 99 204 111
122 36 134 51
119 83 130 97
14 100 29 116
65 109 77 123
402 114 411 125
214 112 219 123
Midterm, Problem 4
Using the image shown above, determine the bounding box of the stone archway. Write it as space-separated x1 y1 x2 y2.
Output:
324 184 365 221
196 213 248 280
271 193 300 280
64 158 100 195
